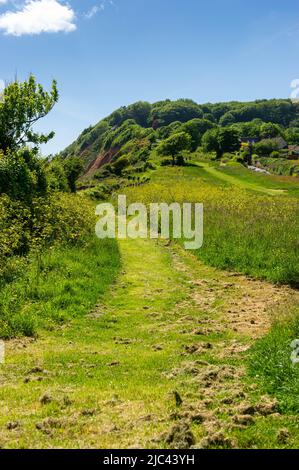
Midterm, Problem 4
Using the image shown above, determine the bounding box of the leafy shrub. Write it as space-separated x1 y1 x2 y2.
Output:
0 193 95 282
45 159 69 192
221 152 234 162
270 151 281 159
0 148 47 202
254 139 279 157
111 155 130 175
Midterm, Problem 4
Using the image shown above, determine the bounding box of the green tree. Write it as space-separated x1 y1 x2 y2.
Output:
0 75 58 153
181 118 216 151
128 101 151 127
253 139 280 157
218 128 240 155
260 123 282 139
157 132 192 165
63 157 84 193
202 127 240 158
284 127 299 145
112 155 130 175
0 148 47 201
151 100 203 127
46 159 69 192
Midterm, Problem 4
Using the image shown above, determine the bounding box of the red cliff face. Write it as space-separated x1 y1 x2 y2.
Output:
84 146 120 177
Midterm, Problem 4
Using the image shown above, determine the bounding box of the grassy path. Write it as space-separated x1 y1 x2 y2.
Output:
0 237 297 448
195 162 286 195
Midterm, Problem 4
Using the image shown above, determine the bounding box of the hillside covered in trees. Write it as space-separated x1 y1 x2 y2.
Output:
60 98 299 182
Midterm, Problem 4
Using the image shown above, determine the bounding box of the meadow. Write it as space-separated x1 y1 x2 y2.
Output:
1 75 299 449
0 193 120 338
122 164 299 285
249 304 299 414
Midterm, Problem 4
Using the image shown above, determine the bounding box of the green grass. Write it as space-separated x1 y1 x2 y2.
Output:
213 162 299 198
249 308 299 413
1 160 298 448
0 238 197 448
1 235 298 448
0 236 120 338
123 165 299 285
194 162 298 196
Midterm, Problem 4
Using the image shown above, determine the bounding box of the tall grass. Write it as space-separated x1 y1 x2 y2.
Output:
249 306 299 413
197 197 298 285
0 237 120 338
123 166 299 285
0 192 120 338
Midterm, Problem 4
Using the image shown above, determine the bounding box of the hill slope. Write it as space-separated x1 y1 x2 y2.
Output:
60 98 299 179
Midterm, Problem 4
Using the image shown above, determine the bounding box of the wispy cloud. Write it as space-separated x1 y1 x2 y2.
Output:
0 0 76 36
84 0 116 20
85 4 105 20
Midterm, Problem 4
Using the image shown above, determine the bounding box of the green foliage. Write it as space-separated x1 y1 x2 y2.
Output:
219 99 297 127
151 99 203 126
249 312 299 412
202 128 220 156
111 155 130 175
180 118 216 151
202 127 240 158
0 235 120 338
126 101 152 127
254 139 280 157
157 131 192 165
63 157 84 192
218 127 240 155
270 151 281 159
108 101 151 127
156 121 182 140
284 127 299 145
60 98 299 178
230 119 263 138
0 148 47 202
260 122 282 139
0 75 58 152
0 192 98 282
103 119 147 151
256 157 299 176
118 137 152 163
45 159 69 192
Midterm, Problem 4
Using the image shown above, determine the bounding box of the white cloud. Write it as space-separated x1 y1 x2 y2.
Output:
0 0 76 36
85 4 104 20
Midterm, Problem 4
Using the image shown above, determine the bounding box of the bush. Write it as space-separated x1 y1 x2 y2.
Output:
0 148 47 202
254 139 279 157
270 151 281 159
46 159 69 192
111 155 130 175
0 193 96 282
221 152 234 163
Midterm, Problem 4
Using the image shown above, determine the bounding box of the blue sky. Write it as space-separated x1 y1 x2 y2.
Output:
1 0 299 155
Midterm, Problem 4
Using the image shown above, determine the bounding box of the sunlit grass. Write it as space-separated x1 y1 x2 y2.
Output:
0 237 120 338
123 165 299 285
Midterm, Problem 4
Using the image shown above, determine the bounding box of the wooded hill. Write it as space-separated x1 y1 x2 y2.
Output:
60 98 299 176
